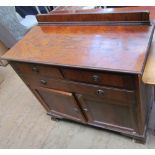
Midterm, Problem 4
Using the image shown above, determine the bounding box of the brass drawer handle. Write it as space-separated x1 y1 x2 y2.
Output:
40 80 47 85
92 75 100 82
32 66 39 72
96 89 104 95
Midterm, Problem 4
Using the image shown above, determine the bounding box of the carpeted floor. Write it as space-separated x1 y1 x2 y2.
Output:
0 41 8 66
0 65 155 149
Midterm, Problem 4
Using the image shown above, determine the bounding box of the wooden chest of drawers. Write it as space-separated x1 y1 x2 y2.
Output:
9 61 153 143
2 12 155 143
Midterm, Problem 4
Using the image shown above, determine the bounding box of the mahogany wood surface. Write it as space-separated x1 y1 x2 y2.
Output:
142 32 155 84
11 60 153 143
37 11 150 24
104 7 155 24
50 6 155 23
34 87 86 122
61 67 135 89
76 93 134 131
12 61 63 79
19 75 136 105
2 9 155 143
2 25 154 74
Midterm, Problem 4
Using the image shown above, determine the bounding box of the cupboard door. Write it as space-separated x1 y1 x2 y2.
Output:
34 87 86 122
76 94 135 132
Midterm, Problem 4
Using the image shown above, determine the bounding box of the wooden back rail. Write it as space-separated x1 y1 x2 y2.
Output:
37 11 150 26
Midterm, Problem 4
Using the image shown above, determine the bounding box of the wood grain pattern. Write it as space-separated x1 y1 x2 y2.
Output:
61 68 135 89
20 75 135 105
37 11 150 24
135 75 154 135
51 7 155 23
2 10 155 143
50 7 155 24
34 87 86 122
11 61 64 79
2 25 154 74
142 32 155 84
1 65 155 148
76 93 134 131
11 62 136 89
103 7 155 24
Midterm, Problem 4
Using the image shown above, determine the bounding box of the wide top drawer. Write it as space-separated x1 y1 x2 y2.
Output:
22 75 135 106
11 62 63 79
61 68 136 89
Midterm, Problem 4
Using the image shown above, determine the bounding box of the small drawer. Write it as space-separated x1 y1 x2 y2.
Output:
61 68 135 89
22 76 135 106
11 62 63 79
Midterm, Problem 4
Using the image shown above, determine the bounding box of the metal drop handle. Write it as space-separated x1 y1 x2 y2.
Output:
83 108 88 112
40 79 47 85
96 89 104 95
92 75 100 82
32 66 39 72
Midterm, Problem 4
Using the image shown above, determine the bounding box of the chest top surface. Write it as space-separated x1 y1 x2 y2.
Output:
2 25 154 74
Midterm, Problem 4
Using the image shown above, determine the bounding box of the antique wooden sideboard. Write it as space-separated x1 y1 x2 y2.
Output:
2 10 155 143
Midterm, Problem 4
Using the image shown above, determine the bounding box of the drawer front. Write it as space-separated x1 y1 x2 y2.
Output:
61 68 135 89
11 62 63 79
22 76 135 106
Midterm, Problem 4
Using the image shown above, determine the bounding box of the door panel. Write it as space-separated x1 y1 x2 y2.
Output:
76 94 135 131
34 87 86 122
